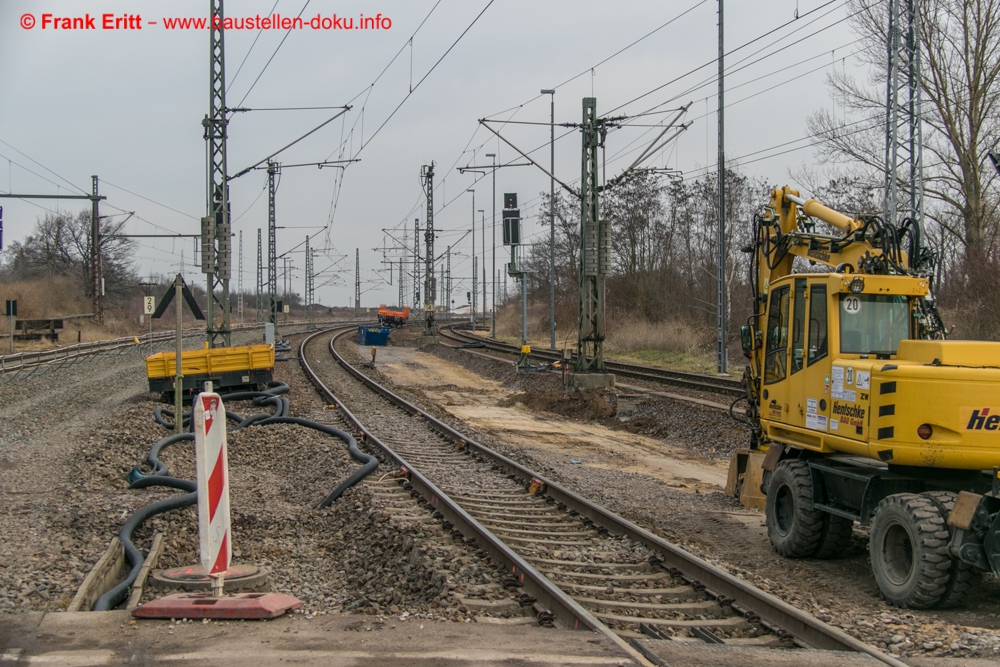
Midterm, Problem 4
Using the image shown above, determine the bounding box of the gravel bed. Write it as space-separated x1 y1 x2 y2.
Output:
0 328 511 624
0 330 258 612
365 330 1000 661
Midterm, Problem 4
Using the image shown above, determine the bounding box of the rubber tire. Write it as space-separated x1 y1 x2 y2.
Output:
765 459 825 558
869 493 951 609
813 513 855 560
921 490 982 608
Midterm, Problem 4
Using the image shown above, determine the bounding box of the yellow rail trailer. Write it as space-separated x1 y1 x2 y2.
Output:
146 344 274 394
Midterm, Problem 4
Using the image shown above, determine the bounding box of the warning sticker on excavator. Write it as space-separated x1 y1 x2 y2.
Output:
831 366 856 402
805 398 828 431
856 370 870 390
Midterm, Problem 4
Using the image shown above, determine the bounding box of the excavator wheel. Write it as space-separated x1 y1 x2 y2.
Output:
812 512 855 560
921 490 982 607
765 459 824 558
869 493 951 609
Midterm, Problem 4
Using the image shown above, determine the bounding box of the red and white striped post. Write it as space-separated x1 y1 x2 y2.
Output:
194 384 231 596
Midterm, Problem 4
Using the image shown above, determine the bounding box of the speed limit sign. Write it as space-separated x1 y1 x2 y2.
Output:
144 296 155 314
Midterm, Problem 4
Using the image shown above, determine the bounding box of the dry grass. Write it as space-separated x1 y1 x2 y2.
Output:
604 318 716 373
492 300 716 372
0 276 166 352
0 277 91 319
604 318 707 355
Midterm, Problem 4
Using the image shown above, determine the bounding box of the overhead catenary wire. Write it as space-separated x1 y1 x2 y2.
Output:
227 0 282 94
0 138 89 196
234 0 313 108
393 1 851 252
606 0 850 115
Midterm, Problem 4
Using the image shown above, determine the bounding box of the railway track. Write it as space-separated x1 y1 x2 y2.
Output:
297 326 902 667
0 319 355 379
437 324 745 397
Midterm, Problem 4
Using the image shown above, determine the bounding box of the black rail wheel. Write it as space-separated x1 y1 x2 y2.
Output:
813 513 855 560
869 493 951 609
921 490 981 608
765 459 824 558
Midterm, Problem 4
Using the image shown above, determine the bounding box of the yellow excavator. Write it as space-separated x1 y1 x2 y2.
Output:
727 186 1000 608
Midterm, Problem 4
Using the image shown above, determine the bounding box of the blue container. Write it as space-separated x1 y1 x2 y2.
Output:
358 326 391 346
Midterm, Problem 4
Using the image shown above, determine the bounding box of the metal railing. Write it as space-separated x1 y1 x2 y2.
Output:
0 319 374 386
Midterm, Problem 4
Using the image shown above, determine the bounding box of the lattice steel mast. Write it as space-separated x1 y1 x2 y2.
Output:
412 219 420 309
575 97 609 373
91 176 103 323
421 164 436 335
355 248 360 316
305 235 314 328
237 229 244 323
884 0 923 229
202 0 231 347
255 228 263 322
267 162 279 333
716 0 727 373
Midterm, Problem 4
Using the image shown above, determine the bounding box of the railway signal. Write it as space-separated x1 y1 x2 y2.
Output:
6 299 15 354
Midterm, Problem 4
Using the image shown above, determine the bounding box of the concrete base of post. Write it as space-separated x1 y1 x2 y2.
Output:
419 334 438 348
567 372 616 391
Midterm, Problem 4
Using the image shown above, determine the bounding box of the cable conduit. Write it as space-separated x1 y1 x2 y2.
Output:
99 370 376 610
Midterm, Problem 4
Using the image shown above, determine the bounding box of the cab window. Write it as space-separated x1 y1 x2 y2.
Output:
764 285 790 384
840 294 910 355
808 284 828 365
791 279 807 374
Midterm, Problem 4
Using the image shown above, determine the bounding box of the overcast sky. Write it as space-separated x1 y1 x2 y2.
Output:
0 0 861 310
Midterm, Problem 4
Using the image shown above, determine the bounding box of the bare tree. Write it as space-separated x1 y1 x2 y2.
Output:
808 0 1000 250
0 209 138 304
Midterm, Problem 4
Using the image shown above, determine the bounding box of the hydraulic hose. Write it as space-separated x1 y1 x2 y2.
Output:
104 378 377 609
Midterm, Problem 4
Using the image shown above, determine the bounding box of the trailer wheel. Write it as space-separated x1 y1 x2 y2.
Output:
921 490 982 607
766 459 824 558
813 513 854 560
869 493 951 608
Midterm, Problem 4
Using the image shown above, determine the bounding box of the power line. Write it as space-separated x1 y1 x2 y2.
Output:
0 151 81 195
481 0 711 122
227 0 281 94
354 1 495 159
607 0 849 115
101 179 200 220
604 42 862 166
681 116 880 182
235 0 312 108
0 138 89 195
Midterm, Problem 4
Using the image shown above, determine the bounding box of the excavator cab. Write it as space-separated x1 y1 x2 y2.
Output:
728 187 1000 610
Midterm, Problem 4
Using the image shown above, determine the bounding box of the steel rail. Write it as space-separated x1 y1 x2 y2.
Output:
0 319 363 375
297 326 652 666
302 327 906 667
437 324 743 396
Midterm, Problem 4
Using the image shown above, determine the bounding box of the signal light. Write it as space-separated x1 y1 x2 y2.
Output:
917 424 933 440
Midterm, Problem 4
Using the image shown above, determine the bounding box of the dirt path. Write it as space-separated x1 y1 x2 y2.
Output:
369 344 727 494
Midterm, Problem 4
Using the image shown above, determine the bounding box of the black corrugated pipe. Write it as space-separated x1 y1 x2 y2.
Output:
153 406 190 430
91 476 196 611
103 380 375 610
152 383 292 432
255 416 377 507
